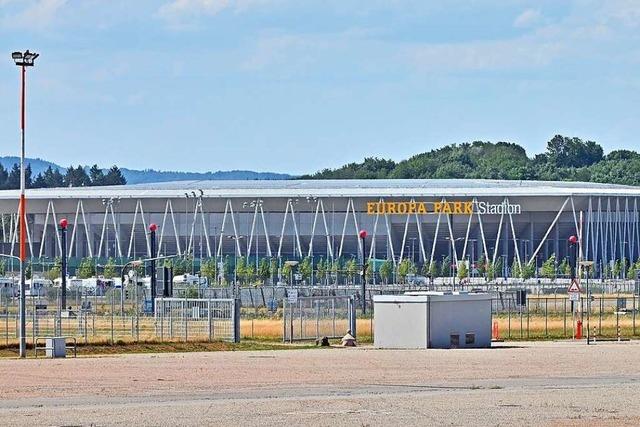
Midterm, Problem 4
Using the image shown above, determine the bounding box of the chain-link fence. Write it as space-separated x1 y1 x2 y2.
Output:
155 298 238 342
283 295 356 343
0 289 239 345
491 293 639 340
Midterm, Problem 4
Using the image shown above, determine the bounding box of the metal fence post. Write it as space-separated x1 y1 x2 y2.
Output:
350 296 357 339
633 295 637 336
183 298 188 342
110 290 114 344
233 298 241 343
208 298 212 342
545 297 548 337
598 295 604 336
282 300 287 343
507 298 511 339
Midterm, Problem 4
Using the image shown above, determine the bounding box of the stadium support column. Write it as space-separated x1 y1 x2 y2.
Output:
59 218 68 311
149 223 158 312
359 229 368 314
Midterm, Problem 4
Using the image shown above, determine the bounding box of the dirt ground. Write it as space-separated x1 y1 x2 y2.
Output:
0 340 640 426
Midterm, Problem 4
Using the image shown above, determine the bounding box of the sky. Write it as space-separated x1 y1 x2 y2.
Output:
1 0 640 175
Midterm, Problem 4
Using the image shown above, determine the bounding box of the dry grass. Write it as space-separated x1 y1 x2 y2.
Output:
0 313 636 355
0 339 314 358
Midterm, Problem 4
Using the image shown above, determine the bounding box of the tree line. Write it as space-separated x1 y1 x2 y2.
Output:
300 135 640 186
0 163 126 189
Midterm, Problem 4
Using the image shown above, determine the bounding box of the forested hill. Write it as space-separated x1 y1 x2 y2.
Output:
299 135 640 186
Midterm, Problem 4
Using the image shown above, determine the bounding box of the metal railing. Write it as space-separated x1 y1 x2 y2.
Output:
283 295 356 343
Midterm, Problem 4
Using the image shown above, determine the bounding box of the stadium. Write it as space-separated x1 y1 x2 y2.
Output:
0 178 639 278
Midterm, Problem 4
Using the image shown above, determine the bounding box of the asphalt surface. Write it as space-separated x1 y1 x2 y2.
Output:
0 341 639 426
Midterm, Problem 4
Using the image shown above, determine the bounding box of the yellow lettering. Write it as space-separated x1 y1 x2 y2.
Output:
377 202 385 214
408 202 417 214
367 202 375 215
387 203 396 214
453 202 462 214
417 203 427 214
464 202 473 214
398 203 408 214
433 202 442 213
442 202 452 214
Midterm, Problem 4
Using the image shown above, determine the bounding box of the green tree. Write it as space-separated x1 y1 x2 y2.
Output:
521 262 535 279
236 256 247 284
365 259 374 281
494 257 504 279
477 254 487 277
77 257 95 279
345 258 358 283
64 165 91 187
559 258 571 277
200 257 217 284
89 164 105 186
258 258 271 285
331 259 341 284
612 259 622 279
540 254 557 279
282 262 292 284
244 263 255 285
223 256 233 283
103 257 117 279
316 258 327 284
627 260 640 280
299 257 312 282
440 256 451 278
511 259 521 279
457 261 468 280
45 258 61 282
397 258 415 283
428 260 438 278
172 256 191 276
486 261 495 281
103 165 127 185
380 259 393 284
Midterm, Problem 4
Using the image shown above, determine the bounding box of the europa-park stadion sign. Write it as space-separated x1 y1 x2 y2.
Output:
366 200 522 215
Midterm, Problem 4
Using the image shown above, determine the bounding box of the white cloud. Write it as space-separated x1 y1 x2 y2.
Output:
157 0 231 19
405 37 564 72
514 9 541 28
1 0 68 30
602 0 640 27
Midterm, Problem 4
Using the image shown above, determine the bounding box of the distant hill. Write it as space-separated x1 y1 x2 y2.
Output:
300 135 640 187
0 157 291 184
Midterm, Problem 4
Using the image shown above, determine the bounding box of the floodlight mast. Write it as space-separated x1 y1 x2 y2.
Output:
11 50 38 358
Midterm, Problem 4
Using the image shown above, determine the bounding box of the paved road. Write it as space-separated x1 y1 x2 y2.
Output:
0 341 639 426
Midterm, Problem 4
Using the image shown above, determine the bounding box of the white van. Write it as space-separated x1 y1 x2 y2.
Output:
24 278 53 297
0 277 18 298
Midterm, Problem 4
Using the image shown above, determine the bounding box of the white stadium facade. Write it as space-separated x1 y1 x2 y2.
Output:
0 179 639 277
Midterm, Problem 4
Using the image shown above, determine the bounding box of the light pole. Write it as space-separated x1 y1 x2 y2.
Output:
580 260 594 345
12 49 39 358
359 229 368 314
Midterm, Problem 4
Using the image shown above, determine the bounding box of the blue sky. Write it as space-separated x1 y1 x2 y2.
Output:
1 0 639 175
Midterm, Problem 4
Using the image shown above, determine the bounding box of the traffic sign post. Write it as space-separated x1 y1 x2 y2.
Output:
287 289 298 304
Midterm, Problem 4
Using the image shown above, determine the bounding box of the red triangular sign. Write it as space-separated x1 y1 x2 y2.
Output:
568 279 581 293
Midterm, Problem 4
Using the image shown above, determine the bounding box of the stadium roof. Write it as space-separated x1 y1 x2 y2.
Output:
0 179 639 199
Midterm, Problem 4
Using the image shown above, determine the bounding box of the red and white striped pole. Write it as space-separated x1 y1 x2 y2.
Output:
18 63 27 358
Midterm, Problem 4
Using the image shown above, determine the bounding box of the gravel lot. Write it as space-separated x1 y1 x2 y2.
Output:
0 341 639 426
